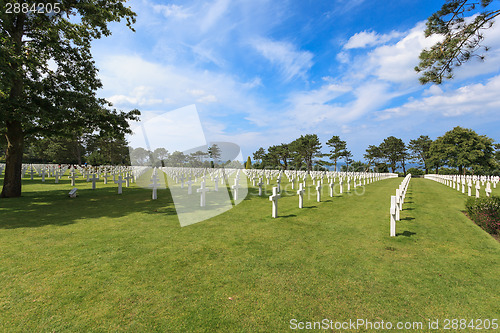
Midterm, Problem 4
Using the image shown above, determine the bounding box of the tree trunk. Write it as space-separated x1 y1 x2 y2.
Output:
1 121 24 198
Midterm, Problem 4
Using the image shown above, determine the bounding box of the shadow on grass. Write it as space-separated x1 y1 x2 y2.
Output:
400 216 415 221
0 186 178 229
397 231 416 237
279 214 297 218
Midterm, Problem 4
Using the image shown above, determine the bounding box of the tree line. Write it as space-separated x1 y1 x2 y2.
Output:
250 127 500 176
128 144 241 168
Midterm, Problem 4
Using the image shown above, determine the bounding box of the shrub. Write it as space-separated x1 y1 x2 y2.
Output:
465 196 500 235
407 167 425 176
438 167 459 175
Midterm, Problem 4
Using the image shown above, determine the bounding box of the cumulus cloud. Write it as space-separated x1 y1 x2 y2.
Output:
344 30 403 49
378 74 500 119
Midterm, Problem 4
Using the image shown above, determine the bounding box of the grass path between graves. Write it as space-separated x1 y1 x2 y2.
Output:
0 176 499 332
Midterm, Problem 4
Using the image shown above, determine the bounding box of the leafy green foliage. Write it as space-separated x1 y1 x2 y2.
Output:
366 136 406 173
416 0 500 84
252 147 266 164
431 126 494 174
407 167 425 176
341 160 368 172
0 0 140 197
326 135 348 171
245 156 252 169
289 134 322 171
465 196 500 234
208 144 221 162
408 135 433 173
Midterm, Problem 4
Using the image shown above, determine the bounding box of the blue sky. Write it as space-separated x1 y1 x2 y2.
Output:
91 0 500 161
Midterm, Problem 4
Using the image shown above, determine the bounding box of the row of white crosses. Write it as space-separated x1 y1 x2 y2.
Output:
19 164 68 182
264 170 398 218
390 174 411 237
17 163 136 188
161 167 243 207
424 174 498 198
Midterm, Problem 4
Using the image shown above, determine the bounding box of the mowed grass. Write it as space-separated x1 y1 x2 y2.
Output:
0 173 499 332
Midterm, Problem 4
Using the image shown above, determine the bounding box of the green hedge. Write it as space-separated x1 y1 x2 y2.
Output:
465 196 500 235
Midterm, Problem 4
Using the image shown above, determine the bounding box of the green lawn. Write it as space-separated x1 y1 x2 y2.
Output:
0 174 499 332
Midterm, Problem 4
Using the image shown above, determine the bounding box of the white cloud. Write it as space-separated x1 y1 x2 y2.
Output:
378 74 500 119
250 38 313 81
367 24 442 84
344 30 403 49
109 86 163 106
153 4 191 19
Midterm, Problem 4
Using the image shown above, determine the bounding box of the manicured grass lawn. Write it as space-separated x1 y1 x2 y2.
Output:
0 174 499 332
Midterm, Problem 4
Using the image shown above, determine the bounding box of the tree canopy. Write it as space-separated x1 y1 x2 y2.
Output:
289 134 322 172
415 0 500 84
326 135 348 171
1 0 140 197
408 135 433 173
431 126 494 174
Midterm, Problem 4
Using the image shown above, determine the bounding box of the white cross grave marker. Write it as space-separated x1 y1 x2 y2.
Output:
115 175 126 194
329 180 334 197
269 186 281 218
69 169 78 186
297 183 305 208
91 173 98 190
390 195 397 237
197 181 209 207
186 177 193 195
485 182 492 197
232 179 240 201
258 177 264 196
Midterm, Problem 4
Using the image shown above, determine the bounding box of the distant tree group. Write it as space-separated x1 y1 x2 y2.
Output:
365 127 497 175
19 134 131 166
249 127 498 175
252 134 324 172
127 143 245 168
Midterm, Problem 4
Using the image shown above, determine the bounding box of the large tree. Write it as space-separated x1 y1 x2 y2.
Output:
275 143 292 169
289 134 322 172
364 144 383 167
86 134 131 166
408 135 433 174
207 144 221 166
415 0 500 84
252 147 266 164
1 0 139 197
434 126 494 174
326 135 348 171
379 136 406 173
428 138 447 173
